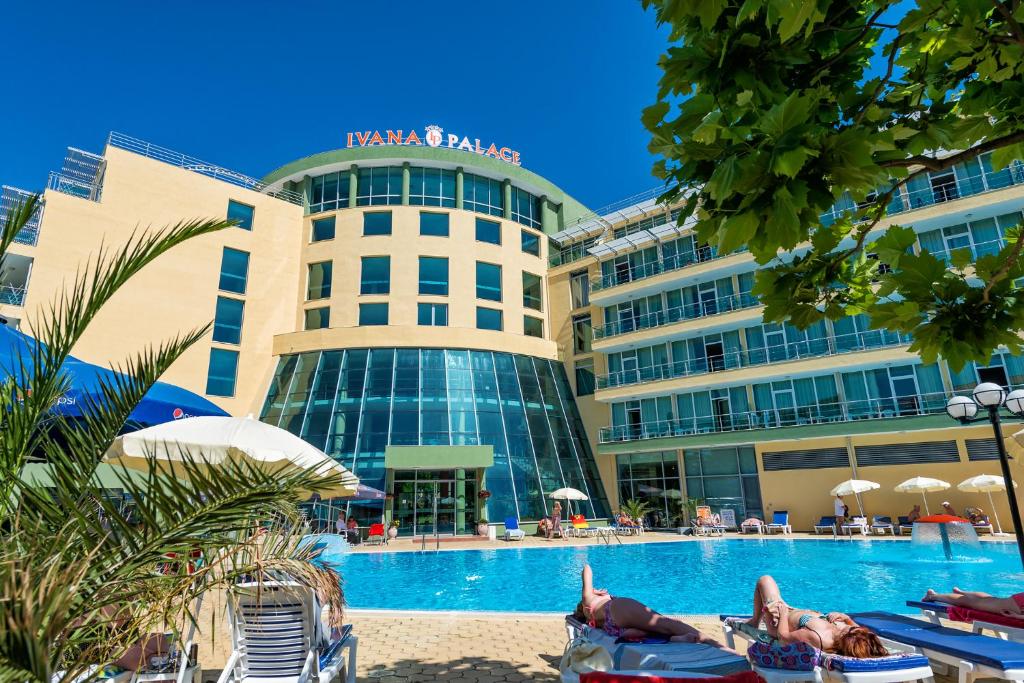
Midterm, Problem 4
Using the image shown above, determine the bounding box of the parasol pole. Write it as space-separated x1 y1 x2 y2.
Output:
988 489 1004 535
921 491 930 515
855 492 865 518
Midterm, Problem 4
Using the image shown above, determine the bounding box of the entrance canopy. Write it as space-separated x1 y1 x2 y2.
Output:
384 445 494 470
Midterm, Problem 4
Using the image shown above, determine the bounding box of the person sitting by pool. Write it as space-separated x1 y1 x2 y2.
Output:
617 511 641 530
746 575 888 657
906 504 921 524
942 501 958 517
922 587 1024 617
965 507 990 526
574 563 737 650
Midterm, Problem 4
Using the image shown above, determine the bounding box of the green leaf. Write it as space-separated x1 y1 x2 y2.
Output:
991 142 1024 171
771 146 816 178
736 90 754 106
719 210 761 253
707 155 740 200
641 101 671 130
949 247 973 270
697 0 727 29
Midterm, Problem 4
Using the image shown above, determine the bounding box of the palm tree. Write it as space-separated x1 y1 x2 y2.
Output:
0 195 345 682
620 498 654 526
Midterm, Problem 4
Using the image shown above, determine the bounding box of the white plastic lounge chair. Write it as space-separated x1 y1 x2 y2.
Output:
908 600 1024 643
813 516 837 535
504 517 526 541
740 519 764 535
854 610 1024 683
870 516 895 535
720 616 934 683
765 511 791 535
564 615 749 676
841 516 869 536
218 580 357 683
898 517 914 536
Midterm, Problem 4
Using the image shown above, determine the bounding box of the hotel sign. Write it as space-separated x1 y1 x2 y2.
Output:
345 125 522 166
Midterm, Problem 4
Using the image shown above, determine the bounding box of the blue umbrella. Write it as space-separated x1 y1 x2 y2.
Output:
0 324 228 427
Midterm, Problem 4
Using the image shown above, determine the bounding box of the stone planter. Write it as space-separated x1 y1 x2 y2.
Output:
477 522 489 537
387 526 398 540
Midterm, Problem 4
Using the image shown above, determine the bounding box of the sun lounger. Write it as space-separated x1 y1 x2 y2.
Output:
766 511 791 535
504 516 526 541
907 600 1024 643
740 520 764 535
719 616 934 683
897 517 914 536
564 615 750 676
569 514 599 538
870 516 895 535
364 523 386 545
972 521 995 535
814 516 837 535
692 523 725 537
218 580 357 683
852 610 1024 683
579 671 761 681
841 516 869 536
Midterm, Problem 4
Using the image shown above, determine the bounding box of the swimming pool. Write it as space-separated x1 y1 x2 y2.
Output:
323 539 1022 614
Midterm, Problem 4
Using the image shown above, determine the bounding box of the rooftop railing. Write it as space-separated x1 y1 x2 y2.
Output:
0 186 43 245
594 292 761 340
0 286 27 307
599 390 954 443
591 244 749 292
107 132 303 206
595 329 911 390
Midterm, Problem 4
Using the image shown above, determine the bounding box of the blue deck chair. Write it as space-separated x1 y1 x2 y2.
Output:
871 516 895 535
853 610 1024 683
907 600 1024 643
503 517 526 541
766 511 791 534
814 516 837 534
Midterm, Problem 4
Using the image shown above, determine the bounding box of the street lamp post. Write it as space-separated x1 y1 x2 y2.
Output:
945 382 1024 569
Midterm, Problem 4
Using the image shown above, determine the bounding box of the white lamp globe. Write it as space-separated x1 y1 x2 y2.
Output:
973 382 1007 407
946 395 978 420
1006 389 1024 416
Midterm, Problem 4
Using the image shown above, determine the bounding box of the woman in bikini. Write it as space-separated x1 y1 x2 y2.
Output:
748 575 888 657
923 587 1024 617
573 564 737 650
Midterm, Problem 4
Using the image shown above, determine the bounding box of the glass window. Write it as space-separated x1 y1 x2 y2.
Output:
309 171 350 213
464 173 504 217
360 256 390 295
569 269 590 309
304 306 330 330
477 307 503 331
227 200 254 230
359 303 389 326
523 315 544 338
409 167 456 207
363 211 392 235
511 187 542 228
356 166 402 206
476 262 502 301
575 358 595 397
206 348 239 396
219 247 249 294
419 256 449 295
307 261 332 300
420 211 449 236
418 302 448 326
212 296 244 345
521 230 540 256
522 271 543 311
476 217 501 245
311 216 336 242
572 314 592 354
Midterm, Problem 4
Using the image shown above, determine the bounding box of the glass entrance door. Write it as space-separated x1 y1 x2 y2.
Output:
391 469 478 536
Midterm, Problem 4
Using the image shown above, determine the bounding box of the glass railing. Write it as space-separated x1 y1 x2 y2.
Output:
550 239 598 267
592 245 748 292
599 390 955 443
0 285 27 306
594 293 761 340
1 186 43 246
595 330 911 390
925 237 1007 265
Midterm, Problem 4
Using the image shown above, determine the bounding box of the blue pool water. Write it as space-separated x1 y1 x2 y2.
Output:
322 539 1022 614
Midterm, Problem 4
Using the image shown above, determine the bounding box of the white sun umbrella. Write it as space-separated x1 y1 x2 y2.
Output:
958 474 1018 535
549 487 589 516
894 476 951 515
103 415 359 499
829 479 880 517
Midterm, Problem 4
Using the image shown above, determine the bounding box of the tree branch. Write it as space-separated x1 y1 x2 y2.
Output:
878 130 1024 171
992 0 1024 45
812 7 889 81
982 231 1024 303
854 34 902 125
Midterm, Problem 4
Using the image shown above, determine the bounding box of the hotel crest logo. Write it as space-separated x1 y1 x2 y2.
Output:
345 124 521 166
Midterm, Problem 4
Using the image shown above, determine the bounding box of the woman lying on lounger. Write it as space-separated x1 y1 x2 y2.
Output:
747 575 888 657
923 587 1024 617
573 564 737 651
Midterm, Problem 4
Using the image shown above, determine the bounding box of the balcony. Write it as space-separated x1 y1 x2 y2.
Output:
0 186 43 246
599 391 954 444
595 330 912 390
591 244 746 293
594 292 760 340
0 286 26 306
0 253 32 308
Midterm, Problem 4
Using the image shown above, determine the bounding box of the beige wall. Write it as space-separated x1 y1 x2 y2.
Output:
11 146 304 416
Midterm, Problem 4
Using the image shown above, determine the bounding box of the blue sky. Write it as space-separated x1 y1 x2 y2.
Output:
0 2 668 211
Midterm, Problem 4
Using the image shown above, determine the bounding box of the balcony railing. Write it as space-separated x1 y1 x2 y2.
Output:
47 172 102 202
594 293 761 340
596 330 912 390
0 186 43 245
592 245 747 292
927 237 1007 265
0 286 27 307
599 391 954 443
550 238 598 267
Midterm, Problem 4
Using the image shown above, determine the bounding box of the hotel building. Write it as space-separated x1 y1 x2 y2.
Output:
4 131 1024 533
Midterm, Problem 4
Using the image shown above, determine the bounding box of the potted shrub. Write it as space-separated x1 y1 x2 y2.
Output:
477 518 489 537
387 519 399 540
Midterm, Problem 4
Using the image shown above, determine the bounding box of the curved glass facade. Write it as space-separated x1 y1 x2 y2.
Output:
260 347 610 522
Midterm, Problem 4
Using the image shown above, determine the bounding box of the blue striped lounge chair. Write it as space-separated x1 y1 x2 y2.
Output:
504 517 526 541
218 581 357 683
